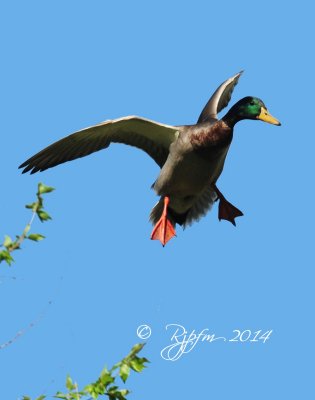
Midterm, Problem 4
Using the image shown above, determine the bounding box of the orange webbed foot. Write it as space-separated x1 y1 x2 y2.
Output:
150 196 176 246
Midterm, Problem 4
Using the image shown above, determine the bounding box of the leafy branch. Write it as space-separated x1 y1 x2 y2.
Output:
0 183 54 266
22 343 149 400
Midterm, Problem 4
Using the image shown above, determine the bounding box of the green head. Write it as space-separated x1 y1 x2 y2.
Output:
223 96 281 127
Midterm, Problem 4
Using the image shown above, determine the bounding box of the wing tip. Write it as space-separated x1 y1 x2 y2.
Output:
18 162 41 175
233 70 244 82
18 162 27 169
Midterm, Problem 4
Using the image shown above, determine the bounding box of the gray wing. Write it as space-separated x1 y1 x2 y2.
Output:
197 71 243 123
19 116 179 174
184 186 218 227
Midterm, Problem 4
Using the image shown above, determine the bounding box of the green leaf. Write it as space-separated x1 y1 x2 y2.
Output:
0 249 14 266
107 385 118 393
84 384 93 392
129 343 145 356
107 387 129 400
117 389 130 399
85 379 108 398
129 357 147 373
37 210 52 222
38 183 55 195
84 384 98 399
3 235 13 248
66 375 75 391
100 368 115 387
28 233 45 242
25 202 38 211
36 396 46 400
22 397 32 400
54 392 69 400
119 363 130 383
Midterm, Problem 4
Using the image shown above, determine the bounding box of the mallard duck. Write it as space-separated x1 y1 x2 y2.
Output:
19 71 281 246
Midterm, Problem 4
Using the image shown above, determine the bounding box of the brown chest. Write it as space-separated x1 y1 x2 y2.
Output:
189 121 233 152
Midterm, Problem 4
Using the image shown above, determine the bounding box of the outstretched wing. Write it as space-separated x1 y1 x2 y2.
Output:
19 116 179 174
197 71 243 123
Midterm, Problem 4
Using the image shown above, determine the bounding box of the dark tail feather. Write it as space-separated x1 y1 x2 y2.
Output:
149 198 189 227
150 187 218 228
168 208 189 226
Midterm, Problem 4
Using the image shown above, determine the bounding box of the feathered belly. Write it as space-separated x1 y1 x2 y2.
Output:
154 147 229 213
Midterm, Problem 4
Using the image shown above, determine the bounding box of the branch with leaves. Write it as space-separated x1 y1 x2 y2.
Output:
0 183 54 266
22 343 149 400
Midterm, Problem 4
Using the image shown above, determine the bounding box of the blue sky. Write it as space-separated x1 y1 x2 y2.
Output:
1 1 314 398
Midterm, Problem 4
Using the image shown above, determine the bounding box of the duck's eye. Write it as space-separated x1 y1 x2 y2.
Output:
250 101 255 106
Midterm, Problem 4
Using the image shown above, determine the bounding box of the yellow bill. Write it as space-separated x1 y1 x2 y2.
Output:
257 107 281 126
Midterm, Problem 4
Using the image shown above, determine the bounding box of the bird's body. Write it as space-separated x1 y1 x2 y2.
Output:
152 120 232 222
20 71 281 245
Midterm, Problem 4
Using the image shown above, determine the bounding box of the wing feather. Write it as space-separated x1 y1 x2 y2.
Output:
197 71 243 123
19 116 179 173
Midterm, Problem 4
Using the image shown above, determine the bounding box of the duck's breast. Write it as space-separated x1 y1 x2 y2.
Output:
154 122 232 197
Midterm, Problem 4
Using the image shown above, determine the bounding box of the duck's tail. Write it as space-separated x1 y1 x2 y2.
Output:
150 187 218 228
149 199 188 227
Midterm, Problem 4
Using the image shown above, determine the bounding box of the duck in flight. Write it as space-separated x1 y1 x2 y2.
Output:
19 71 281 246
